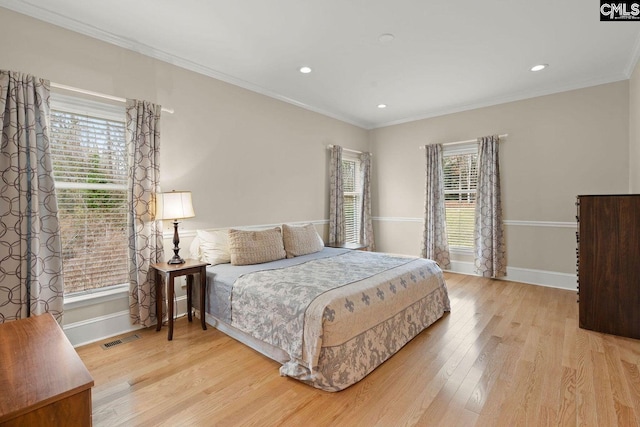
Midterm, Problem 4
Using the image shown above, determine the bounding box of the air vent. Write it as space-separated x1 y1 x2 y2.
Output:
100 334 141 350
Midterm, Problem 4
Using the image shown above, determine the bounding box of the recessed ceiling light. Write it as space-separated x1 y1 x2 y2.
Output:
530 64 548 72
377 104 387 109
299 66 312 74
379 33 395 43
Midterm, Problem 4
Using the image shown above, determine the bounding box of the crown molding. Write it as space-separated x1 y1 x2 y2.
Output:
373 74 629 129
624 31 640 78
1 0 633 131
0 0 370 129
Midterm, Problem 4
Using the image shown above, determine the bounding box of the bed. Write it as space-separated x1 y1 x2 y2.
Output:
199 226 450 392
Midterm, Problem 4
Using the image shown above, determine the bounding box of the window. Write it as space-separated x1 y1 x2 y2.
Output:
443 146 478 250
342 156 362 244
50 95 129 295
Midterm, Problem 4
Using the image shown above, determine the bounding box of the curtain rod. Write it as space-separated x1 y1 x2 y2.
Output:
50 82 174 114
327 145 369 155
419 133 508 149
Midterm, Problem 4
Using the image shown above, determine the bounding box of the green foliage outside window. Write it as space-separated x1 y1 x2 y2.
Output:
51 109 129 294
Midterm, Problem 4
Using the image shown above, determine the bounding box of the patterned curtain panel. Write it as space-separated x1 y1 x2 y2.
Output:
474 135 506 278
126 99 163 327
328 145 345 244
0 70 64 323
421 144 451 269
359 152 375 251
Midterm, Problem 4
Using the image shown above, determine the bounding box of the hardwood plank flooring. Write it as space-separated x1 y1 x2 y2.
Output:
76 273 640 426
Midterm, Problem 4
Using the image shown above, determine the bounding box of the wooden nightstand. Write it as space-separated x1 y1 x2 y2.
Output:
325 242 367 250
151 259 209 341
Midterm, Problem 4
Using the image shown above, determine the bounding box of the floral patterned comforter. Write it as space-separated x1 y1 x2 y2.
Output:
230 250 450 391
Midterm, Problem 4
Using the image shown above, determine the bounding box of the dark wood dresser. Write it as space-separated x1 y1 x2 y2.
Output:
576 194 640 339
0 313 94 426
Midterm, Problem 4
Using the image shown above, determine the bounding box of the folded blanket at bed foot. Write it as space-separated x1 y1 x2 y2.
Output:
279 269 450 392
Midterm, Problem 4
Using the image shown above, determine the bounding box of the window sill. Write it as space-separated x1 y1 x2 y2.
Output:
64 284 129 310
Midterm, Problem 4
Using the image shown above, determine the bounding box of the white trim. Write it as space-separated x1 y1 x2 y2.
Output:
51 82 174 114
442 144 478 156
50 92 125 122
165 227 197 239
503 220 576 228
374 74 628 129
1 0 629 130
0 0 368 129
505 266 577 290
450 247 474 256
63 310 141 348
442 134 507 147
55 182 127 191
372 217 576 229
372 216 422 223
165 219 329 239
448 260 477 275
64 283 128 310
63 295 188 347
421 134 507 151
342 150 362 163
327 145 365 155
446 260 577 290
624 31 640 78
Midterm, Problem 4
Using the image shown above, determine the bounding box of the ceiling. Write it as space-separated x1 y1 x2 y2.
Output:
2 0 640 129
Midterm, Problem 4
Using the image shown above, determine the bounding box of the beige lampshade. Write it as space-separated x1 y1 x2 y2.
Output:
155 191 195 220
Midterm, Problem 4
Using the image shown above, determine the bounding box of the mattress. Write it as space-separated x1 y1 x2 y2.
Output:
205 248 450 391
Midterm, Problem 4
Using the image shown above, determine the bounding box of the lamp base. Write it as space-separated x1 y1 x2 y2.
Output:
168 220 185 264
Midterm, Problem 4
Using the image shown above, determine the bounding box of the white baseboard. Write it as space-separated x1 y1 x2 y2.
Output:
505 266 577 290
63 310 142 348
63 262 575 347
63 295 188 347
447 260 577 290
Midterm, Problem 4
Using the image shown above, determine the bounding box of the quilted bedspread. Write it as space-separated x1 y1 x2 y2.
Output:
230 250 450 391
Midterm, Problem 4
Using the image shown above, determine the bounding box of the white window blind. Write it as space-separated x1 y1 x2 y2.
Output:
342 157 361 244
443 147 478 249
50 96 129 295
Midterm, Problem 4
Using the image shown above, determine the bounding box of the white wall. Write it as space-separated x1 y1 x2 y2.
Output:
630 60 640 192
370 82 630 288
0 6 636 344
0 8 368 345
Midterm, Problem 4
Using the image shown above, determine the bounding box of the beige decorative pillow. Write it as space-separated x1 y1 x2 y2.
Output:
228 227 286 265
196 229 231 265
282 223 324 258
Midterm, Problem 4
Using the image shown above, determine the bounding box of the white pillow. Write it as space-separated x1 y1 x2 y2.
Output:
196 229 231 265
189 236 202 261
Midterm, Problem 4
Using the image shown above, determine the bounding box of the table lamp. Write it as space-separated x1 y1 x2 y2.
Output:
155 190 195 264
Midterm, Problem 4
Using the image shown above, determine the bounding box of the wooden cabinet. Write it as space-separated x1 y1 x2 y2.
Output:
0 313 94 426
577 195 640 339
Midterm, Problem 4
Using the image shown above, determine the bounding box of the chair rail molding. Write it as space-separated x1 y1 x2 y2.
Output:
372 217 576 228
163 219 329 239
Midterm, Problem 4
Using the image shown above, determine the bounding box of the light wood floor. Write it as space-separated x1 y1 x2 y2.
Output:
76 273 640 426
